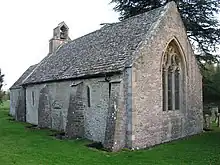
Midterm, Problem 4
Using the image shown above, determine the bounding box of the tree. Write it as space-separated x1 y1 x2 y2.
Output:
202 63 220 105
111 0 220 64
1 90 10 101
0 69 4 104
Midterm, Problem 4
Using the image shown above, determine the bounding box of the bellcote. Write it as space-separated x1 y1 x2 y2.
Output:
49 21 71 54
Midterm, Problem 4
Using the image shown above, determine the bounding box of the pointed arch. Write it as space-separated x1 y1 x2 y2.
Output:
161 37 187 111
160 36 188 74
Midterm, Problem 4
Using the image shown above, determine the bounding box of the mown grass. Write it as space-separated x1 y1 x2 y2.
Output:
0 100 10 111
1 102 220 165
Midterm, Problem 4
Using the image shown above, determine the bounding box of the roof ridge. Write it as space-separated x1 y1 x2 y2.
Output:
59 5 167 48
22 4 169 85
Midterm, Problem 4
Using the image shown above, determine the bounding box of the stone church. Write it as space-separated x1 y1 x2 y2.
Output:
10 2 203 151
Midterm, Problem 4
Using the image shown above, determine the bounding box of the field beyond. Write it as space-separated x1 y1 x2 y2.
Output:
1 101 220 165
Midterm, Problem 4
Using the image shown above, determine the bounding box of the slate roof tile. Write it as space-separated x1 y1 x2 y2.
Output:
10 64 38 89
22 5 167 85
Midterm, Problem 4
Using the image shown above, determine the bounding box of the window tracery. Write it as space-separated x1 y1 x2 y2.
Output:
162 44 182 111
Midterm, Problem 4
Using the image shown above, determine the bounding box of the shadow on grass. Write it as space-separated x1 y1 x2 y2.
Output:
49 131 66 140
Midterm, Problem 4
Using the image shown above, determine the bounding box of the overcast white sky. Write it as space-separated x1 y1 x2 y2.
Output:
0 0 119 90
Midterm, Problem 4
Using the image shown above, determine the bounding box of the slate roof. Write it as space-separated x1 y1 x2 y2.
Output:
22 4 169 85
10 64 38 89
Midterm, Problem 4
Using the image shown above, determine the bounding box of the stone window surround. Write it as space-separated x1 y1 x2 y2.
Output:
162 39 187 112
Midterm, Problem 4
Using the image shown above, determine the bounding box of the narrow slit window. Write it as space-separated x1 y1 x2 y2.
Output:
87 86 91 107
32 91 35 106
109 83 111 98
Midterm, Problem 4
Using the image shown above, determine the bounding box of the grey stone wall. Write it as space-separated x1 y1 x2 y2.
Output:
15 88 26 122
66 82 85 138
25 74 123 144
26 82 71 130
184 42 203 135
131 4 203 148
104 79 126 151
26 85 42 125
84 81 109 143
124 68 133 148
10 88 21 117
38 85 52 128
111 80 127 151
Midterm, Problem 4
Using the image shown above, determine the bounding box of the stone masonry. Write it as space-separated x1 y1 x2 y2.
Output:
66 82 85 138
38 85 52 128
15 88 26 122
131 3 203 148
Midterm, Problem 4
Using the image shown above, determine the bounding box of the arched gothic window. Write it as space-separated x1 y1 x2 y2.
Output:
162 43 184 111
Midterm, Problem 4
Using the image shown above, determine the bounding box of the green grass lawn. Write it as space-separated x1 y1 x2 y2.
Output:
1 102 220 165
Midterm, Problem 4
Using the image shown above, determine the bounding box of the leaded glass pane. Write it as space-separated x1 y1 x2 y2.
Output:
175 69 180 110
162 44 183 112
168 69 172 110
162 69 166 111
